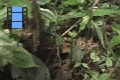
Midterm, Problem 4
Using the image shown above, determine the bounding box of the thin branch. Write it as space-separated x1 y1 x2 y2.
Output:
55 36 61 67
61 19 82 36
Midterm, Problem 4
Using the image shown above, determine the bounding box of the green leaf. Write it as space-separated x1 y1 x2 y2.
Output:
109 36 120 47
106 57 112 67
0 30 37 68
0 7 7 20
64 0 80 5
0 31 14 46
0 45 13 66
7 0 32 18
115 57 120 68
36 0 51 5
93 8 120 16
68 31 77 38
112 24 120 35
59 12 87 21
92 73 99 80
56 35 64 44
11 55 50 80
11 50 38 68
71 44 84 63
92 21 105 49
82 63 90 69
40 8 57 22
74 63 81 68
90 51 100 62
98 73 109 80
78 16 89 33
0 7 7 27
114 49 120 58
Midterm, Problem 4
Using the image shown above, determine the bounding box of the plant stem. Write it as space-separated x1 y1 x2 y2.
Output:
61 19 82 36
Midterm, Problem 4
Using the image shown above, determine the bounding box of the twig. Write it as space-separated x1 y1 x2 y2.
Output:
92 0 99 8
61 19 82 36
55 36 61 67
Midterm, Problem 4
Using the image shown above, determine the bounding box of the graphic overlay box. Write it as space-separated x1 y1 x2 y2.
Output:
12 22 22 28
7 7 27 29
12 13 22 21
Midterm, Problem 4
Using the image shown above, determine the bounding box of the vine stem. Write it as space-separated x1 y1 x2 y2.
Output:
54 21 61 67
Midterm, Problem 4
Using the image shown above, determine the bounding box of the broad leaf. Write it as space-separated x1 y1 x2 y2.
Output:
40 8 57 22
90 51 100 62
0 45 13 66
92 21 105 49
0 30 37 68
98 73 109 80
36 0 51 5
82 63 90 69
64 0 80 5
109 36 120 47
11 55 51 80
59 12 86 21
112 24 120 35
106 57 112 67
115 57 120 68
68 31 77 38
114 49 120 58
11 50 38 68
71 44 84 63
0 7 7 20
78 16 89 33
0 7 7 27
74 63 81 68
93 8 120 16
0 31 14 45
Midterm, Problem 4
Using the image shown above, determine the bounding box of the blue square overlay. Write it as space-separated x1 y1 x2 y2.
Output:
12 13 22 21
12 22 22 28
12 7 22 12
